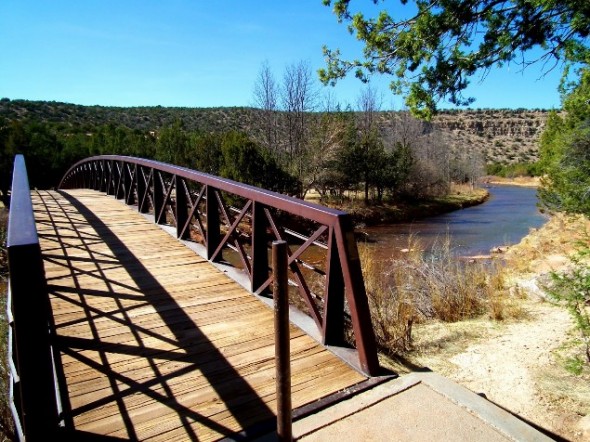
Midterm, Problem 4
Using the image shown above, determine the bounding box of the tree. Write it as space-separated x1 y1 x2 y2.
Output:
219 132 300 195
306 97 348 199
538 68 590 370
539 68 590 215
155 120 189 166
320 0 590 119
335 115 387 202
190 132 223 175
356 85 384 203
406 129 452 197
252 60 279 153
281 60 316 188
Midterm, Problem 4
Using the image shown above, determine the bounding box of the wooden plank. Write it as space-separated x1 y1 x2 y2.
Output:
32 189 366 441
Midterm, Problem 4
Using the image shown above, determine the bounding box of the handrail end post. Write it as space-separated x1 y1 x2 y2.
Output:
273 240 292 441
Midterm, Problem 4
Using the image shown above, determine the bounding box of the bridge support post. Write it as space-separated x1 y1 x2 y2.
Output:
206 185 221 260
176 176 189 239
106 160 115 196
153 170 165 224
335 216 380 376
323 227 345 345
124 162 135 205
115 161 124 200
136 165 149 213
273 240 292 441
251 202 269 294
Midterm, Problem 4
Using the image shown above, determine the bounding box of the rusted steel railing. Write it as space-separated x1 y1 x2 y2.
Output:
59 155 379 375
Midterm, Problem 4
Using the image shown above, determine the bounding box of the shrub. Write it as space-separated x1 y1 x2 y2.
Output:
361 236 510 356
546 244 590 369
485 161 541 177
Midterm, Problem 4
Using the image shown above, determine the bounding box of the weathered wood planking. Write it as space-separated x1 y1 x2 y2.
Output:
32 189 366 441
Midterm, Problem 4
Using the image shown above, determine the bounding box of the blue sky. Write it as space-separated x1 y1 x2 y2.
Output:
0 1 563 110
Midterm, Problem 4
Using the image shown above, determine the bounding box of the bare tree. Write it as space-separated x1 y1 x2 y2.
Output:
385 110 427 150
404 129 452 198
451 144 485 189
356 84 382 135
381 110 454 198
356 85 384 203
252 60 279 153
280 61 316 188
306 94 347 199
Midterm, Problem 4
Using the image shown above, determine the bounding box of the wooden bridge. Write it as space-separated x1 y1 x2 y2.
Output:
6 155 383 441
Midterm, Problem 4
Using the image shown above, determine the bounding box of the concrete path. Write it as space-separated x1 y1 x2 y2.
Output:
257 372 555 441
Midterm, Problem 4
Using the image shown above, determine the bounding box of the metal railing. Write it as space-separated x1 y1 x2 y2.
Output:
7 155 60 440
59 155 379 375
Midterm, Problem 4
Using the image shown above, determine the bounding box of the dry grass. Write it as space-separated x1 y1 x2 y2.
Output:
542 340 590 416
360 235 523 357
503 213 590 275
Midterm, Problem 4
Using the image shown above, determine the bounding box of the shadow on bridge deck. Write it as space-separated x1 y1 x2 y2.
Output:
32 189 367 441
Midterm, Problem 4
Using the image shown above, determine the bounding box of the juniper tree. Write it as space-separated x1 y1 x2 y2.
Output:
320 0 590 119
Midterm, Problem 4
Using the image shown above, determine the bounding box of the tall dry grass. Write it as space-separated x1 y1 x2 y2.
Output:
361 236 520 356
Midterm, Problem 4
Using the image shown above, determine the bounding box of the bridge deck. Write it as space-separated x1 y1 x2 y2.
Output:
32 189 366 441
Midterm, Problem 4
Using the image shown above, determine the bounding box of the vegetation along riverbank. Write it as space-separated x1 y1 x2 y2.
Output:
362 211 590 441
309 183 489 225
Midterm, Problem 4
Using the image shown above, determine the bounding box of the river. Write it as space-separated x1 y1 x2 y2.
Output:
361 185 548 259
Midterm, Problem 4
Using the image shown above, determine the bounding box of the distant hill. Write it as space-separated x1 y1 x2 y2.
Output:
0 98 553 164
433 109 551 164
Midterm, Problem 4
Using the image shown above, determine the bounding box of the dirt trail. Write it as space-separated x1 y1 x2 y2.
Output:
447 301 580 438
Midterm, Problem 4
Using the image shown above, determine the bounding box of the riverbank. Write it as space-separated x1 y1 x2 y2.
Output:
308 184 489 226
482 175 541 188
400 213 590 441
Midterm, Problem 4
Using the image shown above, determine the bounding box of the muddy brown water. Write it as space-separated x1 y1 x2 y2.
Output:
359 185 548 260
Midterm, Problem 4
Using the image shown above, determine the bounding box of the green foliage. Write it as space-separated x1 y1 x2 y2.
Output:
219 132 300 195
539 68 590 216
190 132 223 175
0 117 299 196
321 0 590 118
156 120 189 165
565 354 586 375
547 244 590 367
485 161 541 177
537 67 590 373
335 121 413 203
377 142 414 198
0 119 158 191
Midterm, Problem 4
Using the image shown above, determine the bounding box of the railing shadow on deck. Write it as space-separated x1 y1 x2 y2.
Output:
35 189 277 440
59 156 380 376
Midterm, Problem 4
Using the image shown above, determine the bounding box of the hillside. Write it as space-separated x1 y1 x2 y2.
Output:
433 109 551 164
0 98 552 165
